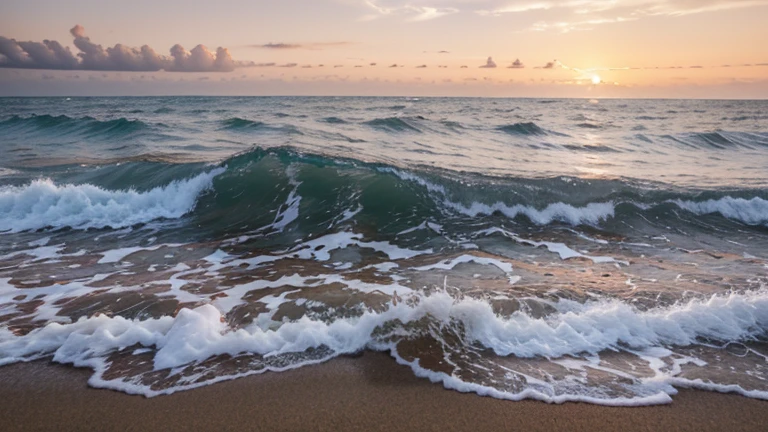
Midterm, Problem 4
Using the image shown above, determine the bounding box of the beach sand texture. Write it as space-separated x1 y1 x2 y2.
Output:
1 352 766 432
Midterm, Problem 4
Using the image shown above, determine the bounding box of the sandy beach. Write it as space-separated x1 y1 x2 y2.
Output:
1 352 766 432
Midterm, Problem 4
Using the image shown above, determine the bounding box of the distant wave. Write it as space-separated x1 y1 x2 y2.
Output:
575 122 603 129
219 117 304 135
365 105 408 111
692 132 739 149
0 114 156 136
219 117 267 130
318 116 348 124
562 144 621 153
439 120 466 130
363 117 422 132
663 132 768 150
496 122 548 136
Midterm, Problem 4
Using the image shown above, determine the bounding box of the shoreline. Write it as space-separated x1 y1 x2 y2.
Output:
1 352 766 432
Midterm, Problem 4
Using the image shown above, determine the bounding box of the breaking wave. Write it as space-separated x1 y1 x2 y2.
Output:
1 288 766 403
1 147 767 235
0 168 224 232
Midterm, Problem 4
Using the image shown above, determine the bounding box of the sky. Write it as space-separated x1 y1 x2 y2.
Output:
0 0 767 98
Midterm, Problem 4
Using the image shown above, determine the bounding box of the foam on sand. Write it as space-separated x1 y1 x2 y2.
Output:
1 288 766 402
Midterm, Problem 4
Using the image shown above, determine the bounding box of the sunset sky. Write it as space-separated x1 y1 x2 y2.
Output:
1 0 767 98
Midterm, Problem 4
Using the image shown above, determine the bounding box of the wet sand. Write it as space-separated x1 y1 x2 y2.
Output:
1 352 766 432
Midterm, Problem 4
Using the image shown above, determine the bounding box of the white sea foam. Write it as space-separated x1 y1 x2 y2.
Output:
380 166 768 229
1 288 766 401
259 165 302 233
672 196 768 225
414 254 518 284
237 231 431 266
97 245 163 264
397 220 443 236
445 200 616 226
378 167 446 194
477 227 622 264
0 168 225 232
380 166 616 226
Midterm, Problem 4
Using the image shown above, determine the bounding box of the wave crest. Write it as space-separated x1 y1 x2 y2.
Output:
672 196 768 225
219 117 267 130
0 168 224 232
364 117 422 132
496 122 548 136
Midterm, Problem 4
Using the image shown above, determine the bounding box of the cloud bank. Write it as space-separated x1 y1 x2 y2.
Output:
362 0 459 21
0 25 248 72
249 42 351 50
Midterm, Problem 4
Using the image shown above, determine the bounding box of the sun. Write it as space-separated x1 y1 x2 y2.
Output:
591 75 602 85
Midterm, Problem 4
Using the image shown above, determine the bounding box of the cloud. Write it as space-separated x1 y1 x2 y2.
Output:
479 56 497 68
508 58 525 69
438 50 450 54
248 42 351 50
253 62 277 67
0 25 247 72
257 43 303 49
279 63 298 68
362 1 459 21
478 0 768 18
485 1 768 32
476 2 553 16
389 63 399 68
168 44 237 72
416 64 427 68
349 0 768 31
542 62 555 69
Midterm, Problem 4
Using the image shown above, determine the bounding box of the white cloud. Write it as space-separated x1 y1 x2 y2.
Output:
358 1 768 30
478 0 768 31
362 0 459 21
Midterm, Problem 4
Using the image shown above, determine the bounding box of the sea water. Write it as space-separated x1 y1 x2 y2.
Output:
0 96 767 404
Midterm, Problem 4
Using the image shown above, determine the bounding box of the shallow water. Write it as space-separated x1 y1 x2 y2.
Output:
0 97 767 404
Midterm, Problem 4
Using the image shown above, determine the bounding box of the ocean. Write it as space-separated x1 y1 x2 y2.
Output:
0 96 766 405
